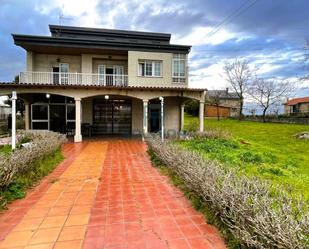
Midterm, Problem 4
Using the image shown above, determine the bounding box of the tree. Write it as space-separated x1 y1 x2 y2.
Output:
248 78 293 122
223 58 254 120
206 91 223 121
4 97 25 117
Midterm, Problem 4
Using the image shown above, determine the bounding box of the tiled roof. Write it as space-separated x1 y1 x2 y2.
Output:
208 90 240 99
0 82 207 92
285 97 309 106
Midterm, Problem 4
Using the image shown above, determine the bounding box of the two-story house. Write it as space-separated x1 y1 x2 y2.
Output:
0 25 206 142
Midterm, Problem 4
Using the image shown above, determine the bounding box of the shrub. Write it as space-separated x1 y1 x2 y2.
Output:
240 151 263 163
147 137 309 249
185 100 199 116
187 129 231 140
0 130 67 188
184 118 199 132
0 149 63 208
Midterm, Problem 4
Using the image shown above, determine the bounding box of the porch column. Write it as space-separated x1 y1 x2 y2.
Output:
143 99 148 135
180 103 185 132
199 101 205 132
11 91 17 150
74 97 82 142
24 102 30 130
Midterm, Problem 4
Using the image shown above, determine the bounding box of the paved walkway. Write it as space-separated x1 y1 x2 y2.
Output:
0 140 226 249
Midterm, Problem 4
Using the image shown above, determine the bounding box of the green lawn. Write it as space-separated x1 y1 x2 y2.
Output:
182 114 309 200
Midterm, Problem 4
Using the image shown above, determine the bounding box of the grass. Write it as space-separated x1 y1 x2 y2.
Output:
181 114 309 200
147 148 244 249
0 136 33 156
0 145 12 155
0 149 63 209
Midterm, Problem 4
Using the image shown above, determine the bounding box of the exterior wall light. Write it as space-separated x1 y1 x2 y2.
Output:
104 95 109 100
46 93 50 99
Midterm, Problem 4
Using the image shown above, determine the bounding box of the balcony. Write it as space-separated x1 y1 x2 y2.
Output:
19 71 128 87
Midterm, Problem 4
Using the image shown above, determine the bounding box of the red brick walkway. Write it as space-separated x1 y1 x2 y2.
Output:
0 140 226 249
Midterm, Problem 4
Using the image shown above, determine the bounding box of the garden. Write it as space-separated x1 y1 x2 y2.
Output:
147 115 309 249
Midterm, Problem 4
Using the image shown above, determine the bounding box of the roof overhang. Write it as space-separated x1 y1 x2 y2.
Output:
49 25 172 43
0 82 206 92
12 34 191 54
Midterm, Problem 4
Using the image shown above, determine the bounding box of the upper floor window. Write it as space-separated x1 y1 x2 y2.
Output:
138 60 162 77
172 54 186 83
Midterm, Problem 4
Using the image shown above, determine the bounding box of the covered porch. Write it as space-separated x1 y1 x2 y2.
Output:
0 84 206 142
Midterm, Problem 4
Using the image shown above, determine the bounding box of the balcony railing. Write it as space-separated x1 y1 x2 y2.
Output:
19 71 128 87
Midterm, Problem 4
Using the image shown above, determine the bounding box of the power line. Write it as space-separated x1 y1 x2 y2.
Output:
205 0 261 39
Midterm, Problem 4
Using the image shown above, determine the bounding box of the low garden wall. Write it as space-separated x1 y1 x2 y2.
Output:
147 136 309 249
242 116 309 124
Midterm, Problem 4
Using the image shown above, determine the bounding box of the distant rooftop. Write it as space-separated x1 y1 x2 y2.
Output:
208 88 240 99
285 97 309 106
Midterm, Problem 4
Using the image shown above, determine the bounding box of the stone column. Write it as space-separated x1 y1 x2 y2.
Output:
143 99 148 135
180 103 185 132
74 97 82 142
24 102 30 130
199 101 205 132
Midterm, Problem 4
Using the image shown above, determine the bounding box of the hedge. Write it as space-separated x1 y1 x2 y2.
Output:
146 136 309 249
0 130 67 188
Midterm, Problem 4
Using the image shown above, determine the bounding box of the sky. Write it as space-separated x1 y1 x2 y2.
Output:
0 0 309 103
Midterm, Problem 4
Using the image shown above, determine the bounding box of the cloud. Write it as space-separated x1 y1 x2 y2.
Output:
0 0 308 98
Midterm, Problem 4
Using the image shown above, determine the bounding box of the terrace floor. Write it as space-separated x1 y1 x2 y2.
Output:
0 140 226 249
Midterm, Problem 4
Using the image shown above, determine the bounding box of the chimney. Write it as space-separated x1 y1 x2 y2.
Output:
226 87 229 94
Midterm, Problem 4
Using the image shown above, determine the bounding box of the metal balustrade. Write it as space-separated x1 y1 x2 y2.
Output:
19 71 128 87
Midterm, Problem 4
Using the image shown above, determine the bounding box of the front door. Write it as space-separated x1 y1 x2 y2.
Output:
93 99 132 135
49 105 66 133
149 104 161 132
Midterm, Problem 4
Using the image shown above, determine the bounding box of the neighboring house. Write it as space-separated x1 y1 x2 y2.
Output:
284 97 309 115
205 88 241 118
0 25 206 142
0 104 10 121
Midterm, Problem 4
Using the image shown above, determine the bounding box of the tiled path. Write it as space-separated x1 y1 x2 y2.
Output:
0 140 226 249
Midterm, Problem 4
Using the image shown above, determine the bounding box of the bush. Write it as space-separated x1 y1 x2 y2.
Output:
240 151 263 163
0 149 63 208
147 137 309 249
0 130 67 188
186 129 231 140
184 100 199 117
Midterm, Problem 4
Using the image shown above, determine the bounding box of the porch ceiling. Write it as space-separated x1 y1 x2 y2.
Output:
14 44 128 56
0 82 207 101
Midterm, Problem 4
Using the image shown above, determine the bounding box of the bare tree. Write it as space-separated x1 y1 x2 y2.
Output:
206 91 224 121
213 92 222 121
223 59 254 120
248 78 293 122
249 108 256 117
